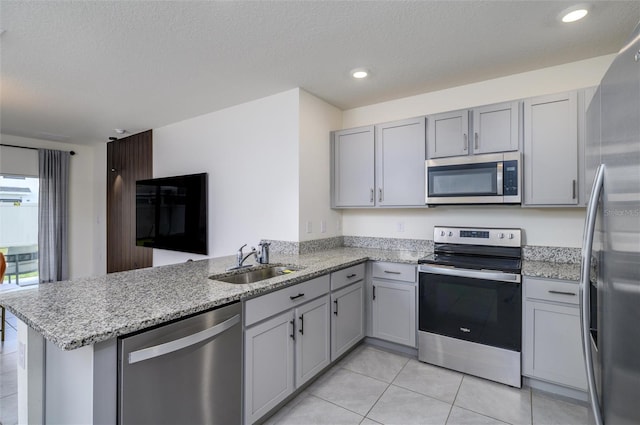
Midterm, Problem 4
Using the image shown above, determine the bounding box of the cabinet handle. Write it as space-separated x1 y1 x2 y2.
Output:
333 299 338 316
370 188 374 203
463 133 468 150
572 180 577 199
347 273 357 279
373 285 376 300
549 290 577 296
289 293 305 301
474 132 479 150
379 188 383 202
384 270 401 275
299 315 304 335
290 319 296 340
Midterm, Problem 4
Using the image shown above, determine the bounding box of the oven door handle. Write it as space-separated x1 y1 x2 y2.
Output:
418 264 521 283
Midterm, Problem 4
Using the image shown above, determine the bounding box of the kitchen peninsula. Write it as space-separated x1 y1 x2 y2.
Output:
0 243 581 424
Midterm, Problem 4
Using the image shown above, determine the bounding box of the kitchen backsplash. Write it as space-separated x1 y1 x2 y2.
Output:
264 236 580 263
522 246 581 263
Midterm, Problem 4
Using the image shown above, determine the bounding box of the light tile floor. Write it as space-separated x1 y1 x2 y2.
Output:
0 325 589 425
265 345 589 425
0 310 18 425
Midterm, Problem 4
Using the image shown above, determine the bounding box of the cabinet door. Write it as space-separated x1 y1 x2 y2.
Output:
375 117 426 206
331 281 365 361
244 311 295 424
472 101 519 154
523 300 587 390
295 295 330 387
427 109 469 158
332 126 375 207
371 280 416 347
523 92 578 205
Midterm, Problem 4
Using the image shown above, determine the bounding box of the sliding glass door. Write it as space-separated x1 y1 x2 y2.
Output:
0 175 39 285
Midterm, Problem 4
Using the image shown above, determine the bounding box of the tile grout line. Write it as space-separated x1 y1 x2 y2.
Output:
359 355 411 421
444 374 465 424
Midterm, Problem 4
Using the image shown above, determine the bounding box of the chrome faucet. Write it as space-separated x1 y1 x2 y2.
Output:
233 244 257 269
257 242 270 264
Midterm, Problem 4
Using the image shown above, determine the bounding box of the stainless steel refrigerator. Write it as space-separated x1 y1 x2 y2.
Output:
581 22 640 425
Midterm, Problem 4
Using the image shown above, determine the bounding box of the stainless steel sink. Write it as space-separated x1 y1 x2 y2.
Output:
211 266 297 284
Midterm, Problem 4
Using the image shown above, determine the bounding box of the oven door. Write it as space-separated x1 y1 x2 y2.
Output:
418 265 522 352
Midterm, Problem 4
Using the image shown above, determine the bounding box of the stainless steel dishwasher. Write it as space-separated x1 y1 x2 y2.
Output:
118 301 242 425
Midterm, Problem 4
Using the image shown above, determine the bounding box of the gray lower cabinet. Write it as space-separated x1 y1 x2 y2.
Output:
522 276 587 391
244 275 331 424
370 262 417 348
244 311 295 424
295 295 331 386
330 280 365 360
523 91 579 205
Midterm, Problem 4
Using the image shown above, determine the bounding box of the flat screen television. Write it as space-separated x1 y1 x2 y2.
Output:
136 173 208 255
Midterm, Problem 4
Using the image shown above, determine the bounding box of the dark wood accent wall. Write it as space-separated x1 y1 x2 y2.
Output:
107 130 153 273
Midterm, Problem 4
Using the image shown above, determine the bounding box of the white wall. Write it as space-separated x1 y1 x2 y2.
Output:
340 54 616 248
298 90 343 241
0 134 105 278
153 89 300 265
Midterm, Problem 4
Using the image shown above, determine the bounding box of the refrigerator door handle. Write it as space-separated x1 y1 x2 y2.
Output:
580 163 605 425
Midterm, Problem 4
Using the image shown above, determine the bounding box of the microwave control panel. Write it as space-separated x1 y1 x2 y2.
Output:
503 160 519 196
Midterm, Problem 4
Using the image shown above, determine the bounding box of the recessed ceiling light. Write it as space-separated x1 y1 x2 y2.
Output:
560 6 589 23
114 129 126 134
351 68 369 79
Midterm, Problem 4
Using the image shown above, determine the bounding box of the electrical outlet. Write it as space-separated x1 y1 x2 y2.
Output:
306 221 313 233
397 221 405 233
320 220 327 233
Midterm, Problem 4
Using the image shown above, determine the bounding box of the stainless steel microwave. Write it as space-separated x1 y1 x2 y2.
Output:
425 152 521 205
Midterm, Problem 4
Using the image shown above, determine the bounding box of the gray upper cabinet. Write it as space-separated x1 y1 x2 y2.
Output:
427 102 519 159
332 118 426 208
332 126 375 207
427 109 469 158
472 101 519 154
375 117 426 206
524 91 579 206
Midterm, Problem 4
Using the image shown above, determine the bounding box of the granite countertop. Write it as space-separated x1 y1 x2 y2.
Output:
0 244 582 351
0 247 427 351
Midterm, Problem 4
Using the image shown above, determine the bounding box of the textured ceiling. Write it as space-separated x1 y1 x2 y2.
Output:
1 1 639 145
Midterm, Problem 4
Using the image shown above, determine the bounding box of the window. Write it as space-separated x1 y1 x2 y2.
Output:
0 175 39 286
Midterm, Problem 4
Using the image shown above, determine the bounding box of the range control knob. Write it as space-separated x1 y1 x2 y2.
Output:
448 231 453 237
508 233 514 240
440 230 445 237
498 233 505 239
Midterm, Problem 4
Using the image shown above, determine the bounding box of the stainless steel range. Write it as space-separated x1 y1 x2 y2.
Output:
418 226 523 387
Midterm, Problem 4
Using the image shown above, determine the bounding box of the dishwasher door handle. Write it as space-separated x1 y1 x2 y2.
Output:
128 314 241 364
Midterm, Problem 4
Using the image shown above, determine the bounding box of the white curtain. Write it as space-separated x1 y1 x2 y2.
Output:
38 149 70 283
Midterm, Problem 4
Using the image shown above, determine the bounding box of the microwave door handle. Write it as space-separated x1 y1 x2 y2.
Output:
580 164 605 425
496 162 503 195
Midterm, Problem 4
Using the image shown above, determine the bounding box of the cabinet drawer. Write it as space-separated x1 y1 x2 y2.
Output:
372 262 416 283
524 276 579 305
331 263 365 291
245 275 330 326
